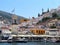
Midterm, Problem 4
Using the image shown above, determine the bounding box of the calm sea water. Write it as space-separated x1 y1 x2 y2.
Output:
0 42 60 45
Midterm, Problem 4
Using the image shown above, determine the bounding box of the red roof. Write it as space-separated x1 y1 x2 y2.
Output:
1 27 9 29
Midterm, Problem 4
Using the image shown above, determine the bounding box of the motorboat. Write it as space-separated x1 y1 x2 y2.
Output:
7 37 27 43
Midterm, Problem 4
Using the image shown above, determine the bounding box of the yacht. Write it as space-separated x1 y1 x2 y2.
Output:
7 36 27 43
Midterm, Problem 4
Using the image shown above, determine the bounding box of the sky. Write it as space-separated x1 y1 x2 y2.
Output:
0 0 60 18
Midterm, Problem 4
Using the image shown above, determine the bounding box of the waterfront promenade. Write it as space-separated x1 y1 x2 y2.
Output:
11 35 60 37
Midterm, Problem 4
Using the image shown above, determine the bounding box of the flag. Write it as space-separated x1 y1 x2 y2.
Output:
12 8 15 13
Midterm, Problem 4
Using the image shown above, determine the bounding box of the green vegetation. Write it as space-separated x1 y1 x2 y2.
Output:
57 17 60 20
42 17 51 22
52 12 60 20
38 13 40 17
0 11 26 24
52 12 58 18
36 20 42 25
36 17 51 25
50 25 56 28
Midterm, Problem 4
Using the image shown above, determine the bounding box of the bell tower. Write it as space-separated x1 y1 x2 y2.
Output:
12 15 18 25
11 8 18 25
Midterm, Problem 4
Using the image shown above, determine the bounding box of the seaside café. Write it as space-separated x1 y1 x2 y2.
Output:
0 27 11 36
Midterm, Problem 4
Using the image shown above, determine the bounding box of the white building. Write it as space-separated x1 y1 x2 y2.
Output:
1 26 11 38
45 28 59 36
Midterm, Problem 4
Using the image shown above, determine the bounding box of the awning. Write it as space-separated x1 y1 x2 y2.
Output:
2 30 11 34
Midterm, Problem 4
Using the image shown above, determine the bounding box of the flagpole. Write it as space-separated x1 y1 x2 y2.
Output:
11 8 15 14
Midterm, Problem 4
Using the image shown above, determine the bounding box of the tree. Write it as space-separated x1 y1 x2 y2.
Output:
36 17 50 25
36 20 42 25
50 25 56 28
38 13 40 17
57 16 60 20
47 8 49 12
52 12 58 18
42 17 50 22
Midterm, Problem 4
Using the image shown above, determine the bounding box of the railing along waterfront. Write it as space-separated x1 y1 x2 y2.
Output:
11 35 60 37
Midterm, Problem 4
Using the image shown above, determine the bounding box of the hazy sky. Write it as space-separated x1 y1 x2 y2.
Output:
0 0 60 18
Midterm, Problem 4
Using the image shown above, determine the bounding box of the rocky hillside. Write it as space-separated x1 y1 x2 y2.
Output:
0 11 26 24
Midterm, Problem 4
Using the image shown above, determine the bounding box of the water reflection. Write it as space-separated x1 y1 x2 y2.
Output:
11 43 17 45
0 42 60 45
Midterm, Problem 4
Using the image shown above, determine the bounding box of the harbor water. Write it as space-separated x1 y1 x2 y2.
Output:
0 42 60 45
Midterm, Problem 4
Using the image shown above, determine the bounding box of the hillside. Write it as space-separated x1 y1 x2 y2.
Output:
0 11 26 24
37 7 60 24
